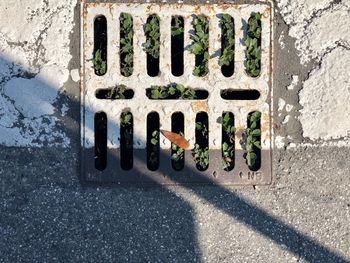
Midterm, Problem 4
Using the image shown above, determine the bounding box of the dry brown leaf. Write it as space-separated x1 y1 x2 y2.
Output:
160 130 189 149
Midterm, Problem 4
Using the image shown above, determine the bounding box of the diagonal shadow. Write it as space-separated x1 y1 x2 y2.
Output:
79 76 350 262
0 54 203 262
130 151 350 263
81 101 350 262
77 3 349 258
0 50 349 262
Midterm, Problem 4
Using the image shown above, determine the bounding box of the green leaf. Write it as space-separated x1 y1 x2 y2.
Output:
248 152 257 166
152 130 158 137
171 16 184 36
143 14 160 59
254 141 261 149
195 24 203 33
193 66 201 76
251 129 261 136
190 43 203 54
93 49 107 75
247 152 252 166
190 15 209 77
247 134 253 144
176 84 185 93
223 112 230 123
151 138 158 145
250 121 257 129
250 112 261 122
119 13 134 76
245 12 262 76
222 13 231 21
168 87 176 95
151 89 160 99
246 143 253 152
171 28 183 36
121 112 132 125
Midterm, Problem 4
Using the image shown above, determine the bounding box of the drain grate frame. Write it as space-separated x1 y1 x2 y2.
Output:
80 1 274 185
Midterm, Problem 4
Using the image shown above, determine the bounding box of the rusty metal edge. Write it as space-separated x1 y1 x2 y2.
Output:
82 149 272 186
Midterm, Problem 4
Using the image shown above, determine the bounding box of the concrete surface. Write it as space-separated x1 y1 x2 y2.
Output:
0 0 349 262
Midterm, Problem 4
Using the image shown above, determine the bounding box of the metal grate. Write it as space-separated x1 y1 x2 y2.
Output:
80 1 274 185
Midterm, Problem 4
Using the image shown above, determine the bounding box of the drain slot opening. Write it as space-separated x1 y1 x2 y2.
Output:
221 112 235 171
171 16 184 76
146 84 208 100
221 89 260 100
144 14 160 77
120 13 134 77
245 12 262 78
120 111 133 170
190 15 209 77
94 112 107 171
95 85 134 99
194 112 209 171
220 14 235 77
147 112 160 171
93 15 107 76
241 111 261 171
171 112 185 171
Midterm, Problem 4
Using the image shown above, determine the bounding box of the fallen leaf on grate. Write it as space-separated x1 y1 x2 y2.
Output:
160 130 189 149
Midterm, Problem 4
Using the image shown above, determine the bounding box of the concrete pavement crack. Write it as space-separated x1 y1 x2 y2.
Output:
32 5 66 69
303 0 343 30
305 40 350 81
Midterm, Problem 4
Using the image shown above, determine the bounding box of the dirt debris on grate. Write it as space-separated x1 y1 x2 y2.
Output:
81 2 274 185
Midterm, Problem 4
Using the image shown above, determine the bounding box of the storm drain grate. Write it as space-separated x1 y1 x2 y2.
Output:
81 1 274 185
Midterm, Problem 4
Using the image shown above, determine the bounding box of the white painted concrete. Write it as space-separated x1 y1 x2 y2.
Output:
287 75 299 90
70 69 80 82
274 135 285 148
277 0 347 64
299 47 350 140
0 0 75 146
278 98 286 112
278 0 350 142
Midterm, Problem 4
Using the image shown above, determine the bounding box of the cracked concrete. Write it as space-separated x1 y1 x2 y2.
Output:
277 0 350 144
0 0 349 262
300 46 350 140
0 0 75 146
